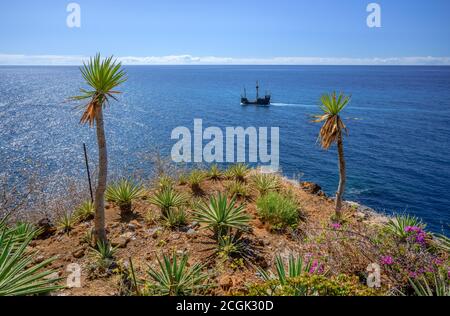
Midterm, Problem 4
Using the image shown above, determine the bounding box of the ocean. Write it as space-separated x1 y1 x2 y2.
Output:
0 65 449 235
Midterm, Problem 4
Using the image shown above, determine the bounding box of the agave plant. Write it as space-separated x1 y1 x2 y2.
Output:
226 181 251 200
188 170 207 193
0 225 61 296
259 255 317 285
434 234 450 253
193 193 251 239
146 253 208 296
251 173 281 196
162 207 188 229
90 240 117 267
156 175 174 191
226 163 249 182
56 212 77 234
217 233 253 262
408 272 449 296
208 164 223 181
386 214 426 240
106 179 145 215
75 200 95 222
149 188 188 218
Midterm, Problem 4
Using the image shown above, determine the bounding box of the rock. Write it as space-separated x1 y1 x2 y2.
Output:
148 227 162 239
111 237 130 248
72 247 86 259
355 211 369 221
190 221 200 229
186 229 196 235
127 220 142 231
36 218 56 239
121 232 135 240
301 182 323 195
34 255 45 264
219 276 234 291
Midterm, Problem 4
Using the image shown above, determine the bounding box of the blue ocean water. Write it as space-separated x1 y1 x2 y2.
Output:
0 65 449 234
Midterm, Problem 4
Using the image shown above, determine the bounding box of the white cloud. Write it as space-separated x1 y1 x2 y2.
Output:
0 54 449 66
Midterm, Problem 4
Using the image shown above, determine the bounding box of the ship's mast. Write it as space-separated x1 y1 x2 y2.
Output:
256 81 259 99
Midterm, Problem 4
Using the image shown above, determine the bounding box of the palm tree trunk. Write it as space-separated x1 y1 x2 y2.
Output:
94 107 107 243
335 133 346 220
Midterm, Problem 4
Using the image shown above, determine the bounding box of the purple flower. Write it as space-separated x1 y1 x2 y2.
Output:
331 223 341 230
381 256 394 265
404 226 427 246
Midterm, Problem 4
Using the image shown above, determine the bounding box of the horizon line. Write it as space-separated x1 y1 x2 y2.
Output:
1 54 450 66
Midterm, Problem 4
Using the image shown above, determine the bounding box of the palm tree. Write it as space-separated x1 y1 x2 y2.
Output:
314 92 351 221
71 54 127 242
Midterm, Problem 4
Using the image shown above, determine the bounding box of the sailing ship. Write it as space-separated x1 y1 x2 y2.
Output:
241 81 271 106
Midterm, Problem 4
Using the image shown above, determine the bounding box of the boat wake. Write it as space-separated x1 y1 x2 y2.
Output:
271 102 316 108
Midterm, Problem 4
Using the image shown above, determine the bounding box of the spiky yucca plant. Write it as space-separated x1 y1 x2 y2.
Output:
106 179 144 215
208 164 223 181
146 253 208 296
259 255 316 285
408 272 449 296
75 200 95 222
162 207 188 229
226 163 249 182
226 181 251 200
386 214 426 240
0 224 61 296
188 170 207 193
193 193 251 239
251 173 281 196
149 188 188 218
56 212 77 234
157 175 174 191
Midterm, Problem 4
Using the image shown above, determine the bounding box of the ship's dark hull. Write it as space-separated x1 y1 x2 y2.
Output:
241 96 271 106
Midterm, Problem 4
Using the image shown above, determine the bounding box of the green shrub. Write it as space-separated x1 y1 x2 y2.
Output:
75 200 95 221
106 179 145 214
0 221 61 296
146 253 208 296
385 214 426 240
251 173 281 196
246 274 381 296
149 188 188 217
256 192 301 230
193 193 251 239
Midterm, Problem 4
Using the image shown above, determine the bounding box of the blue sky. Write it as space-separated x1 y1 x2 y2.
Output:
0 0 449 65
